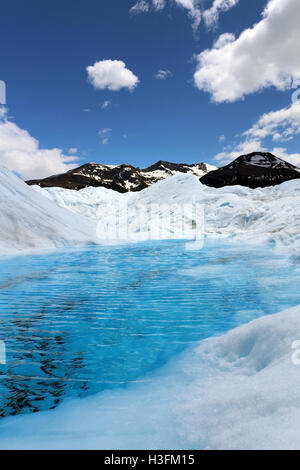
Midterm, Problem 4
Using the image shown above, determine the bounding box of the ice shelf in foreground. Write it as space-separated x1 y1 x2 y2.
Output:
1 304 300 449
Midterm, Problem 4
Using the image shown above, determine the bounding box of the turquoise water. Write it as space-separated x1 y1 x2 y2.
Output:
0 240 299 418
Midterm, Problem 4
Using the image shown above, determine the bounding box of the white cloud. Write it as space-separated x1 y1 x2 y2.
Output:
130 1 150 15
203 0 239 28
175 0 202 32
129 0 238 32
130 0 166 14
214 102 300 167
194 0 300 102
87 60 139 92
0 106 8 120
212 32 235 49
129 0 202 32
101 100 111 109
0 118 78 180
152 0 165 11
243 102 300 143
219 134 225 142
68 147 78 154
153 69 172 80
99 128 112 145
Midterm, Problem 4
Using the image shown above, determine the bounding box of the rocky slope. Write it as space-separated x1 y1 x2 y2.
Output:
200 152 300 189
26 160 216 193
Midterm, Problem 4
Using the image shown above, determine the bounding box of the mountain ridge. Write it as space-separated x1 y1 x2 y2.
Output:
26 152 300 193
26 160 216 193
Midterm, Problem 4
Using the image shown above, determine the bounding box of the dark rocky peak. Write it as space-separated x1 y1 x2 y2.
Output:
200 152 300 189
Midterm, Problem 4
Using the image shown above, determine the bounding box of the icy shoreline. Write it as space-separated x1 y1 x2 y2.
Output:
1 305 300 450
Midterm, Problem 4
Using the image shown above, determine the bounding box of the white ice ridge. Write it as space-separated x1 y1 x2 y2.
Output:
1 304 300 450
0 166 98 254
2 163 300 255
37 172 300 250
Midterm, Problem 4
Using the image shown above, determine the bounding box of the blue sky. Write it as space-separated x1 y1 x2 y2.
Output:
1 0 300 178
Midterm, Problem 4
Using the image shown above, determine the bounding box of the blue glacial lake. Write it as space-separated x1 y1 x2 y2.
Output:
0 239 299 418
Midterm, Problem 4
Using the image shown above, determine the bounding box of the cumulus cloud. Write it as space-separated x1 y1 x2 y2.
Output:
0 118 78 180
194 0 300 102
87 60 139 92
99 128 112 145
153 69 172 80
212 32 235 49
68 147 78 154
214 102 300 167
203 0 239 28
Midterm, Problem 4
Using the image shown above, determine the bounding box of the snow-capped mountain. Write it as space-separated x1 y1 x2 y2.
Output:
26 160 216 192
200 152 300 189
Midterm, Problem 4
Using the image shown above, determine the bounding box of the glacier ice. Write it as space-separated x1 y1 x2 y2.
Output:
0 166 98 254
36 172 300 252
1 164 300 254
1 166 300 448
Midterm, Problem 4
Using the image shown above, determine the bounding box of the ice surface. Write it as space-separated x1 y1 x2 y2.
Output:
1 167 300 448
38 173 300 251
1 304 300 449
2 166 300 254
0 166 98 254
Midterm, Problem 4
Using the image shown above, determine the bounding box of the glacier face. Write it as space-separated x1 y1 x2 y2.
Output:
35 172 300 252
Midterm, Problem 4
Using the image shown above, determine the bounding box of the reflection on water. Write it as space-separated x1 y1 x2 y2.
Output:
0 240 299 418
